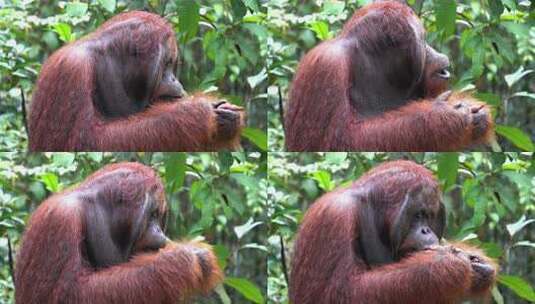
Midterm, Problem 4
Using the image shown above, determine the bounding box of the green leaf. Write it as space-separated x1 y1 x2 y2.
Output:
437 153 458 191
480 242 503 259
230 0 247 19
189 180 205 203
312 170 334 191
218 152 234 173
53 23 73 42
224 277 265 304
202 38 229 83
87 152 103 162
40 173 60 192
501 0 516 9
470 43 485 78
98 0 116 13
498 275 535 301
65 2 88 17
242 127 267 151
495 125 534 151
29 181 46 201
177 0 200 43
489 32 515 64
213 244 230 270
190 186 214 233
435 0 457 39
470 194 487 227
308 21 331 41
474 92 500 107
242 0 260 12
460 28 478 57
325 152 347 165
52 153 75 167
488 0 504 18
164 153 186 193
322 1 345 15
502 22 529 37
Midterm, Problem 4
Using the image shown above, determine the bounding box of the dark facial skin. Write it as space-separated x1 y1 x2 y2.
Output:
348 14 451 117
423 45 450 98
154 66 185 100
391 186 445 260
360 181 496 295
133 196 168 253
396 208 440 257
152 45 186 101
93 35 186 118
357 185 445 266
84 191 168 268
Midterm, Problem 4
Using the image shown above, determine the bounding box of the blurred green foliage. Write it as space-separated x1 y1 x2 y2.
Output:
0 152 267 304
268 152 535 303
267 0 535 151
0 0 268 151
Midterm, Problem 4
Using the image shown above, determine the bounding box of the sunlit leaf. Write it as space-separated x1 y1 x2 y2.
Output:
40 173 61 192
242 128 267 151
53 23 73 42
312 170 334 191
495 125 534 151
498 275 535 301
308 21 331 41
224 277 265 304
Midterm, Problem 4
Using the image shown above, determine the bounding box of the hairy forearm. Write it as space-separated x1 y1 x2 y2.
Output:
78 242 222 304
350 250 471 304
350 100 470 151
96 101 217 151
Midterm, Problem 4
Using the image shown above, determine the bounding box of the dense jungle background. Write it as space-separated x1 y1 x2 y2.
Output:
0 152 267 303
268 152 535 303
0 0 268 152
267 0 535 151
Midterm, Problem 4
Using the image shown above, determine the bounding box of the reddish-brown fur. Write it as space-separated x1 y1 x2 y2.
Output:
290 160 496 304
15 162 223 304
29 11 244 151
285 1 494 151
